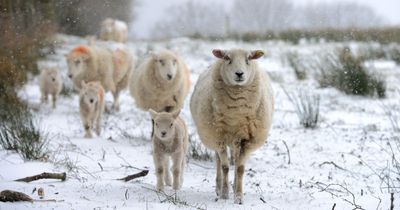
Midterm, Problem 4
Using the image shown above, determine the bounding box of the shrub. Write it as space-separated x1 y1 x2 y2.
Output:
286 52 307 80
284 88 320 129
386 45 400 64
0 99 49 161
188 134 213 161
315 48 386 98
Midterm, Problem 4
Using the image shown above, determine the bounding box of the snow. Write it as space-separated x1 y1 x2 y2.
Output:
1 35 399 210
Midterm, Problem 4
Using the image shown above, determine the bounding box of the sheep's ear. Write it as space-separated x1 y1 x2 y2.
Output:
212 49 226 59
248 50 264 60
148 109 158 119
150 52 158 60
171 109 180 119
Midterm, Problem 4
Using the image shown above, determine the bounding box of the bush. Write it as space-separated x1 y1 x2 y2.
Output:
188 134 213 161
284 89 320 129
315 48 386 98
286 52 307 80
0 97 49 161
386 45 400 64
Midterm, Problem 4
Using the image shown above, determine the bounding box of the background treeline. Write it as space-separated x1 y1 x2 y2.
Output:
152 0 400 43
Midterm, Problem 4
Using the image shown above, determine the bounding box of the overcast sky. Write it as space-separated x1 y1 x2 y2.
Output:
131 0 400 39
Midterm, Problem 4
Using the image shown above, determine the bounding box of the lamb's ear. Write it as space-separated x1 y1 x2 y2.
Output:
171 109 180 119
212 49 226 59
148 109 158 119
150 52 157 60
248 50 264 60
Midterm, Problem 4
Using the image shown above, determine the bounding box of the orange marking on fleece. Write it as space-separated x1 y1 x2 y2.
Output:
72 45 89 54
97 87 105 103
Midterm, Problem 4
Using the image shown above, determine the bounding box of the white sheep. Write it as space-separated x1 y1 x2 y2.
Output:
79 81 105 138
99 18 128 43
39 67 63 109
129 50 191 112
66 45 134 111
190 49 274 204
149 109 188 191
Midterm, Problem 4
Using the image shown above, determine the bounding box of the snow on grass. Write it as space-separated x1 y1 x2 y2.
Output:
1 35 399 209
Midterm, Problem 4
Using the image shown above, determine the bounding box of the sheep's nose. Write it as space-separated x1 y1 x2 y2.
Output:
235 71 244 78
68 74 72 78
90 99 94 103
167 74 172 80
52 78 56 82
161 131 167 136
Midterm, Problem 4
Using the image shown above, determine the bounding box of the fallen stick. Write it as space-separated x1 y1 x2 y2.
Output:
117 170 149 182
0 190 33 202
0 190 63 203
15 172 66 182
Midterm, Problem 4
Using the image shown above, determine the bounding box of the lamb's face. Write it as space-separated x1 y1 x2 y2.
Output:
212 49 264 86
153 53 178 81
81 87 99 108
101 19 114 33
66 52 90 80
149 109 180 141
44 68 60 84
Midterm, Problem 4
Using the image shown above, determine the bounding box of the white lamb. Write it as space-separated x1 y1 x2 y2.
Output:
99 18 128 43
79 81 105 138
65 45 134 111
149 109 188 191
190 49 274 204
39 67 63 109
129 50 191 112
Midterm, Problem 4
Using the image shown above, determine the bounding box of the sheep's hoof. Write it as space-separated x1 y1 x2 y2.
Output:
96 129 101 136
84 133 92 138
219 190 229 200
156 185 164 192
234 195 243 205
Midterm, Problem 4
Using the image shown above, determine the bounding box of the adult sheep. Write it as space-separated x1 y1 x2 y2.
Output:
99 18 128 43
66 45 133 111
129 50 190 113
190 49 274 204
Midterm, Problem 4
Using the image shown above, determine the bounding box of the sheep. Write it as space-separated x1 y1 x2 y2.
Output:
99 18 128 43
129 50 191 113
39 67 63 109
149 109 188 191
190 49 274 204
79 81 105 138
65 45 134 111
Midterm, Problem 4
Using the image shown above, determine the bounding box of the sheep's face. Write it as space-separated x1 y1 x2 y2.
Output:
101 18 114 33
153 53 178 81
81 81 100 108
212 49 264 86
44 68 60 84
66 51 90 80
149 109 180 141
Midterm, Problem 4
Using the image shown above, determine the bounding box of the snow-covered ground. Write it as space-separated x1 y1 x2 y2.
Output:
1 35 399 210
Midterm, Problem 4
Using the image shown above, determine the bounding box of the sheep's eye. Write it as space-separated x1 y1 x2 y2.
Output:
75 60 81 65
173 59 177 65
159 60 165 66
224 56 232 64
155 123 158 126
170 123 173 127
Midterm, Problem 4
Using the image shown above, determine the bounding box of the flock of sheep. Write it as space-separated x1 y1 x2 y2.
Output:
39 18 274 204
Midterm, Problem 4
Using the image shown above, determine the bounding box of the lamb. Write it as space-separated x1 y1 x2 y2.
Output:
99 18 128 43
39 67 63 109
79 81 105 138
65 45 134 111
129 50 191 113
190 49 274 204
149 109 188 191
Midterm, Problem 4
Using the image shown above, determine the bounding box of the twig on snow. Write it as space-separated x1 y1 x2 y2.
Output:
15 172 66 182
117 170 149 182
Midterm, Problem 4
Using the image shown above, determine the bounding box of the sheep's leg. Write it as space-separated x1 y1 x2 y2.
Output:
180 155 186 185
111 90 120 112
154 154 165 191
83 119 92 138
95 110 102 136
233 141 249 204
217 147 229 199
215 151 221 197
171 152 184 190
51 93 57 109
163 157 172 186
42 93 48 104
